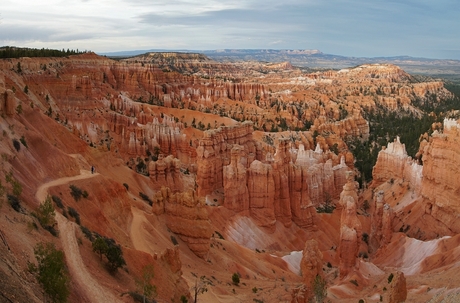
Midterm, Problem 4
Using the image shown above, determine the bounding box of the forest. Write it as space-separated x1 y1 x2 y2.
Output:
349 82 460 187
0 46 87 58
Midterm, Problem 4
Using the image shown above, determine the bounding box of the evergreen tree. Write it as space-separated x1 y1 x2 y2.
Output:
28 242 70 303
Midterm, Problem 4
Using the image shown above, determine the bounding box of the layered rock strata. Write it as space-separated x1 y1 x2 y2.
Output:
338 172 362 278
372 136 422 191
149 155 183 191
420 118 460 233
152 187 212 258
219 139 350 229
300 239 323 287
370 191 393 251
388 271 407 303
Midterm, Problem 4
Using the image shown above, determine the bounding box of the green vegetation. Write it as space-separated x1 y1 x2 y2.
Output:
232 272 240 285
34 196 57 236
345 80 460 187
80 225 93 241
312 274 327 303
316 193 335 213
135 264 157 303
6 172 22 197
135 157 148 175
7 194 21 212
20 135 27 148
51 195 64 209
69 184 88 201
170 235 179 246
12 138 20 152
5 172 23 212
139 192 153 205
92 237 109 260
28 242 70 303
67 206 80 225
105 240 126 271
0 46 87 59
91 235 126 272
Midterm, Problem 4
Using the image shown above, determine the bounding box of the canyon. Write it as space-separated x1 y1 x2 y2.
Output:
0 51 459 302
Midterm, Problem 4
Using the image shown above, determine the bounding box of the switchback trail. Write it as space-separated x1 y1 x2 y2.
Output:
35 169 123 303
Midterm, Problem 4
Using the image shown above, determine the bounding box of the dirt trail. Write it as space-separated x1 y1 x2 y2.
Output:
35 170 123 303
129 207 151 254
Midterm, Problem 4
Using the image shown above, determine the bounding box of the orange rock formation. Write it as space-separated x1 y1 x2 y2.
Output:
300 239 323 287
338 172 362 278
152 187 212 258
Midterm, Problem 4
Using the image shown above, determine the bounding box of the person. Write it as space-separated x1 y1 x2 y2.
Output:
91 166 94 174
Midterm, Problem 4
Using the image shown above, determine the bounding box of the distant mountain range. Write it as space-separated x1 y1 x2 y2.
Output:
99 49 460 78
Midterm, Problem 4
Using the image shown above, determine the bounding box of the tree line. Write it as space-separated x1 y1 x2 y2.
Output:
0 46 88 58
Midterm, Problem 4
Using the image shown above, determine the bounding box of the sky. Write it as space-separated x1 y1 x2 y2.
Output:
1 0 460 60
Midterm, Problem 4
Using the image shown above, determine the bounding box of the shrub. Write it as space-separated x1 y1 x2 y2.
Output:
135 264 157 302
35 196 56 230
5 171 23 197
80 226 93 241
214 231 225 240
12 139 20 152
92 237 108 260
105 242 126 271
362 232 369 245
28 242 69 303
232 273 240 285
67 207 81 225
69 184 84 201
316 193 335 213
139 192 153 206
252 287 258 293
20 136 27 148
51 195 64 209
170 235 178 246
7 194 21 212
312 274 327 303
350 279 359 286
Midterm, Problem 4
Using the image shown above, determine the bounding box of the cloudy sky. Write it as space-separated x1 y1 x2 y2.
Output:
1 0 459 59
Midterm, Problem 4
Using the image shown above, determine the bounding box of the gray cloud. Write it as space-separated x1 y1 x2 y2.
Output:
0 0 459 59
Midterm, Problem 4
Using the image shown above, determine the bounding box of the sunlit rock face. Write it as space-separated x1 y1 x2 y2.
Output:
338 172 362 278
372 136 422 192
420 118 460 233
152 187 212 258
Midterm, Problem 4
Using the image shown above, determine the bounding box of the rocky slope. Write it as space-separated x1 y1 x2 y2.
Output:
0 52 459 303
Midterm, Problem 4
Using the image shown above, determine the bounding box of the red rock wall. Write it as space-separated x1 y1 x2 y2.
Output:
420 119 460 232
152 187 212 258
